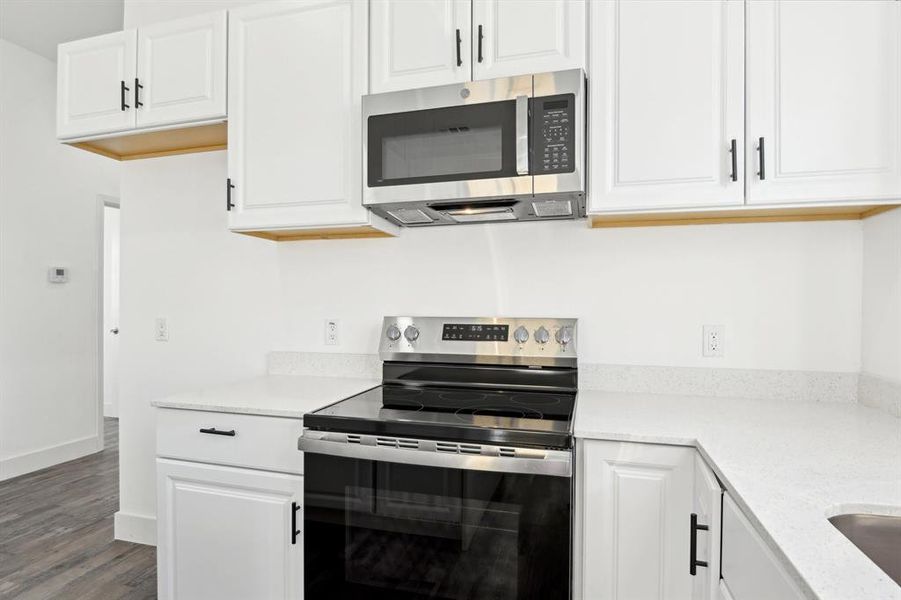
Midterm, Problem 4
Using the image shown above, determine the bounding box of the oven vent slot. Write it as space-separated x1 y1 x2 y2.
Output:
499 447 516 458
376 437 398 448
397 439 419 449
346 434 362 444
459 444 482 455
436 441 461 453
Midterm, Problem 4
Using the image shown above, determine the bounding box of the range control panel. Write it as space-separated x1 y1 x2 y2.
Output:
379 317 578 367
531 94 576 175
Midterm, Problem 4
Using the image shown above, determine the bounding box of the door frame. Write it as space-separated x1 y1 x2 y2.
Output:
97 194 120 446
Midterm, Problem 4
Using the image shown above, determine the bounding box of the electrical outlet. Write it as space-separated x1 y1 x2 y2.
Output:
155 317 169 342
703 325 724 357
325 319 339 346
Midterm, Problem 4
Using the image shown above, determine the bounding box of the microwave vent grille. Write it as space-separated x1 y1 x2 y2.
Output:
532 199 573 218
387 208 434 224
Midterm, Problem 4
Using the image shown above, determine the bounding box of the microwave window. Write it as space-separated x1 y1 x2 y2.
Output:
368 100 518 187
382 126 502 181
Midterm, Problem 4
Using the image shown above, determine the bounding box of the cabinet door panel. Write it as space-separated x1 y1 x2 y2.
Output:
156 459 302 600
370 0 470 93
747 0 901 204
692 455 722 600
57 30 137 139
589 0 744 212
472 0 585 80
578 440 694 600
136 11 227 128
228 0 370 230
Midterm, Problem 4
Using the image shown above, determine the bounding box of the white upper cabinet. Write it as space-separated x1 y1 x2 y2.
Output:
472 0 586 80
57 30 137 139
370 0 471 93
746 0 901 205
228 0 375 232
136 11 227 128
589 0 745 212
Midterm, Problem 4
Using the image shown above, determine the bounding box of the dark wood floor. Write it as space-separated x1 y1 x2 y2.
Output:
0 418 157 599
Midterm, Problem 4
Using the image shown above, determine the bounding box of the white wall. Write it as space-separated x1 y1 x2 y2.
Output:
0 39 120 480
861 208 901 382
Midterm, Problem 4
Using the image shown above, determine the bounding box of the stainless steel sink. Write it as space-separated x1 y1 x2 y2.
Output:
829 513 901 585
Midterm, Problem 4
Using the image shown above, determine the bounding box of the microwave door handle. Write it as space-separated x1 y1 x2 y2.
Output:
515 95 529 175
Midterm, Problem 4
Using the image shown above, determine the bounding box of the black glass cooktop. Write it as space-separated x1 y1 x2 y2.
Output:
304 384 576 449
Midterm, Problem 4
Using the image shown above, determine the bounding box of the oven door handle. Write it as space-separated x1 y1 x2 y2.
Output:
515 95 530 176
298 430 571 478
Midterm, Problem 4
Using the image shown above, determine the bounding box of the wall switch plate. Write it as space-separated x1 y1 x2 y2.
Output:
325 319 339 346
703 325 724 357
155 317 169 342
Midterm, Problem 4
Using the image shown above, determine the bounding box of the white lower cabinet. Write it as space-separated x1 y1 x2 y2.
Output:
157 459 303 600
720 493 804 600
576 439 722 600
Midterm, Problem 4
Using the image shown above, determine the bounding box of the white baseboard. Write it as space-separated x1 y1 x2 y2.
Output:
115 510 157 546
0 434 101 481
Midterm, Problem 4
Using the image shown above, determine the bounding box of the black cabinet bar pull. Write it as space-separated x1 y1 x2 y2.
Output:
120 80 130 111
455 28 462 67
689 513 710 576
291 502 300 545
729 138 738 182
199 427 236 437
757 136 766 180
477 25 484 63
226 178 235 211
134 77 143 108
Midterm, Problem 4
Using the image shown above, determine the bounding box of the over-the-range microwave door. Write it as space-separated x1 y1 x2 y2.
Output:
363 75 535 207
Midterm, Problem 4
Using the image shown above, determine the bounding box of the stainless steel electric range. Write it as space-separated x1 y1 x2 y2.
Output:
299 316 577 600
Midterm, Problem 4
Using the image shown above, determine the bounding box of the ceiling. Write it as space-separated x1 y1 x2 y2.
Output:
0 0 123 61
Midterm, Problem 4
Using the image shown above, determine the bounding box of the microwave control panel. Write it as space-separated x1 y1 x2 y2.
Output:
531 94 576 175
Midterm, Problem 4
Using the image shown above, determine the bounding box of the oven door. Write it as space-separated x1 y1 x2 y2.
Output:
363 75 534 207
302 436 572 600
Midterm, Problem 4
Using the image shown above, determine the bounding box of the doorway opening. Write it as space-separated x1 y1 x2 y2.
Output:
100 197 120 446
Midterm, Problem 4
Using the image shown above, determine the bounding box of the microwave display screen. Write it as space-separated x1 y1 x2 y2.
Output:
442 324 509 341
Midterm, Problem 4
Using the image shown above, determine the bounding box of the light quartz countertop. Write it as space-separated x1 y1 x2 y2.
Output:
574 390 901 600
150 375 380 418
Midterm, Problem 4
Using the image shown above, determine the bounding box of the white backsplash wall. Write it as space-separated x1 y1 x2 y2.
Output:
860 208 901 415
275 215 863 372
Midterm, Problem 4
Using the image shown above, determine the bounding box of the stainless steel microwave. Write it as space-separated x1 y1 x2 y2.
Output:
362 69 586 226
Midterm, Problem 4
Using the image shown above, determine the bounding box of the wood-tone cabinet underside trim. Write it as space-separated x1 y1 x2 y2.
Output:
67 122 227 161
591 204 899 228
235 226 396 241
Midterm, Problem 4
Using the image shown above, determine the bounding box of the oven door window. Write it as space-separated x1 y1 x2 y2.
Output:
304 454 570 600
367 100 518 187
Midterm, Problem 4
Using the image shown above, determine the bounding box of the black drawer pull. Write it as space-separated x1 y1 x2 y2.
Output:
291 502 300 545
690 512 709 575
199 427 235 437
455 28 462 67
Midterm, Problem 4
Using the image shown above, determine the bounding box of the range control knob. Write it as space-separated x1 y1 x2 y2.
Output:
513 326 530 344
534 326 550 344
555 326 573 346
386 324 401 341
404 325 420 342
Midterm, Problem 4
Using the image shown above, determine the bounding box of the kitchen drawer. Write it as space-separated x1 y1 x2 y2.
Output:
156 408 304 475
721 493 805 600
